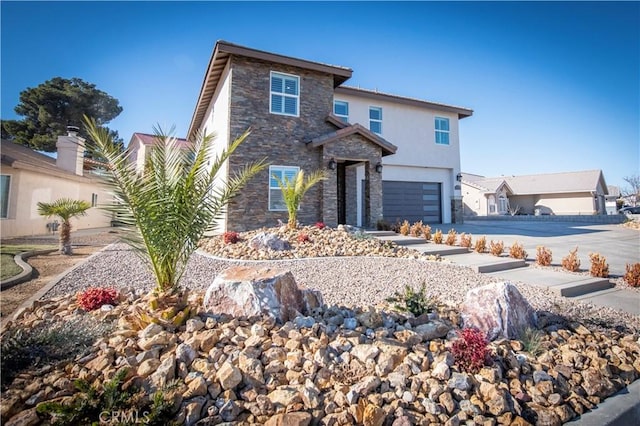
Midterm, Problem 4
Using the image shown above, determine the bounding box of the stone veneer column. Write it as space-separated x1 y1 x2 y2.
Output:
322 153 338 227
451 196 464 224
367 161 383 228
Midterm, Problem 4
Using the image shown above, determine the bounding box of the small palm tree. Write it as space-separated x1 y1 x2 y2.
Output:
84 117 265 293
274 169 326 228
37 198 91 255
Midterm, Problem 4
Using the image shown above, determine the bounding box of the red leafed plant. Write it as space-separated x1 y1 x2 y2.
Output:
77 287 118 311
315 222 326 230
223 231 240 244
452 328 491 373
297 233 311 243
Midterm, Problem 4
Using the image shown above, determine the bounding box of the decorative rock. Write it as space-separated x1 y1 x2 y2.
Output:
351 376 381 396
581 368 616 398
533 370 552 384
217 362 242 390
351 344 380 363
448 372 472 391
5 408 39 426
265 412 312 426
176 343 197 366
184 396 206 426
249 232 291 251
268 386 302 407
294 316 315 328
363 404 385 426
203 267 317 323
137 359 161 377
138 323 163 339
186 376 208 398
149 355 175 389
460 282 537 341
432 362 451 380
219 400 240 422
186 318 205 333
343 317 358 330
415 321 450 341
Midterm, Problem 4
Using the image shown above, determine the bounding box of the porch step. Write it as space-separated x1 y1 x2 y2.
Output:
376 235 426 246
365 230 397 237
412 244 471 257
550 277 613 297
445 253 527 273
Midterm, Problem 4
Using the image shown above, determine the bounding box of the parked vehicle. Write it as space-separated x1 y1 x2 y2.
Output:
619 206 640 215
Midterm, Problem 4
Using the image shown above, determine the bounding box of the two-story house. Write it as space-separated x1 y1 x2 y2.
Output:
187 41 473 231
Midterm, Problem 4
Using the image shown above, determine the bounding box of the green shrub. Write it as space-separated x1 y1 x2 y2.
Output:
386 283 436 317
1 316 113 389
520 327 544 357
36 368 180 426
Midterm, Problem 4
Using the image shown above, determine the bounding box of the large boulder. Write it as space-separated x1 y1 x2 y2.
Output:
203 266 322 323
249 232 291 251
460 282 537 341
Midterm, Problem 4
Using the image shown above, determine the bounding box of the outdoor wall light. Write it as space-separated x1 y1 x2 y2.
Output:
456 173 463 182
328 158 337 170
375 162 383 173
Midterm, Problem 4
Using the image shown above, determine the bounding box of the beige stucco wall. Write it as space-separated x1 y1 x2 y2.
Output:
0 167 112 238
535 192 596 215
462 184 487 216
509 195 536 214
200 62 232 233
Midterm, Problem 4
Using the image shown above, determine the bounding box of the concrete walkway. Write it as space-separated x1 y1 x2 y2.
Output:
368 225 640 316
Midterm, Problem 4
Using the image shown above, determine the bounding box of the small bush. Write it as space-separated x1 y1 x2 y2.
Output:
520 327 544 357
399 220 410 236
297 233 311 244
433 229 443 244
352 230 373 241
223 231 240 244
410 221 423 237
386 283 436 317
376 219 391 231
423 224 432 241
589 252 609 278
536 246 553 266
489 240 504 257
624 263 640 287
562 247 581 272
77 287 118 311
474 236 487 253
315 222 326 230
1 316 113 390
459 233 472 249
445 229 457 246
36 368 180 426
390 220 402 233
452 328 491 373
509 241 528 259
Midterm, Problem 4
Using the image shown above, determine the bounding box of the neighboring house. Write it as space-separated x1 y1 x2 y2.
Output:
126 132 190 174
187 40 473 231
0 128 112 238
605 185 621 215
461 170 609 217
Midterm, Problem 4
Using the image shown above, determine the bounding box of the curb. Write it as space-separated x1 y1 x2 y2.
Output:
0 249 58 290
567 379 640 425
0 244 114 333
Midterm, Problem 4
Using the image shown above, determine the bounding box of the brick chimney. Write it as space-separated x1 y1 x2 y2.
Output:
56 126 85 176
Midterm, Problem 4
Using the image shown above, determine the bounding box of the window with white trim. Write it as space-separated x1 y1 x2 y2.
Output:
369 106 382 135
498 196 508 213
334 100 349 122
269 166 300 211
435 117 450 145
0 175 10 219
270 72 299 116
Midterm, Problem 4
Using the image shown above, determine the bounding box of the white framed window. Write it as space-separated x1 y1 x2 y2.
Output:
435 117 450 145
91 193 98 207
270 71 299 116
269 165 300 211
334 100 349 122
0 175 10 219
369 106 382 135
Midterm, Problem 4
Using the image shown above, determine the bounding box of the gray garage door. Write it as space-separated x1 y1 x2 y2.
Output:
383 181 442 224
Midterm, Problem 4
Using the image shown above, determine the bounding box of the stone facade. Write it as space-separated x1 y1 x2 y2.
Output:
227 56 336 231
225 56 384 231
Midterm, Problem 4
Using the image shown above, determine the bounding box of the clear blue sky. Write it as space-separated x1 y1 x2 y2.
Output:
2 1 638 190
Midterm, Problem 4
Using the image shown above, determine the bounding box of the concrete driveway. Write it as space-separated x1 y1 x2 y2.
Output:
435 220 639 277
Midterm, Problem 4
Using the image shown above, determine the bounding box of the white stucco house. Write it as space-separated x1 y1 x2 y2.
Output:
461 170 609 217
186 40 473 231
126 132 189 174
1 129 112 238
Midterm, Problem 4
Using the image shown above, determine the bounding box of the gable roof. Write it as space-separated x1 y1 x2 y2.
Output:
335 86 473 119
462 170 608 195
0 140 97 181
188 40 354 139
307 120 397 156
129 132 189 148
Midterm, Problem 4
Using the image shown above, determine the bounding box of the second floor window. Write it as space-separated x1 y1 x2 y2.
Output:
435 117 450 145
334 100 349 122
369 106 382 135
0 175 10 219
270 72 299 116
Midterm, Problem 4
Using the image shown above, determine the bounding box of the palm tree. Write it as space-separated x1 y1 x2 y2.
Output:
37 198 91 255
274 169 326 228
84 117 266 293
